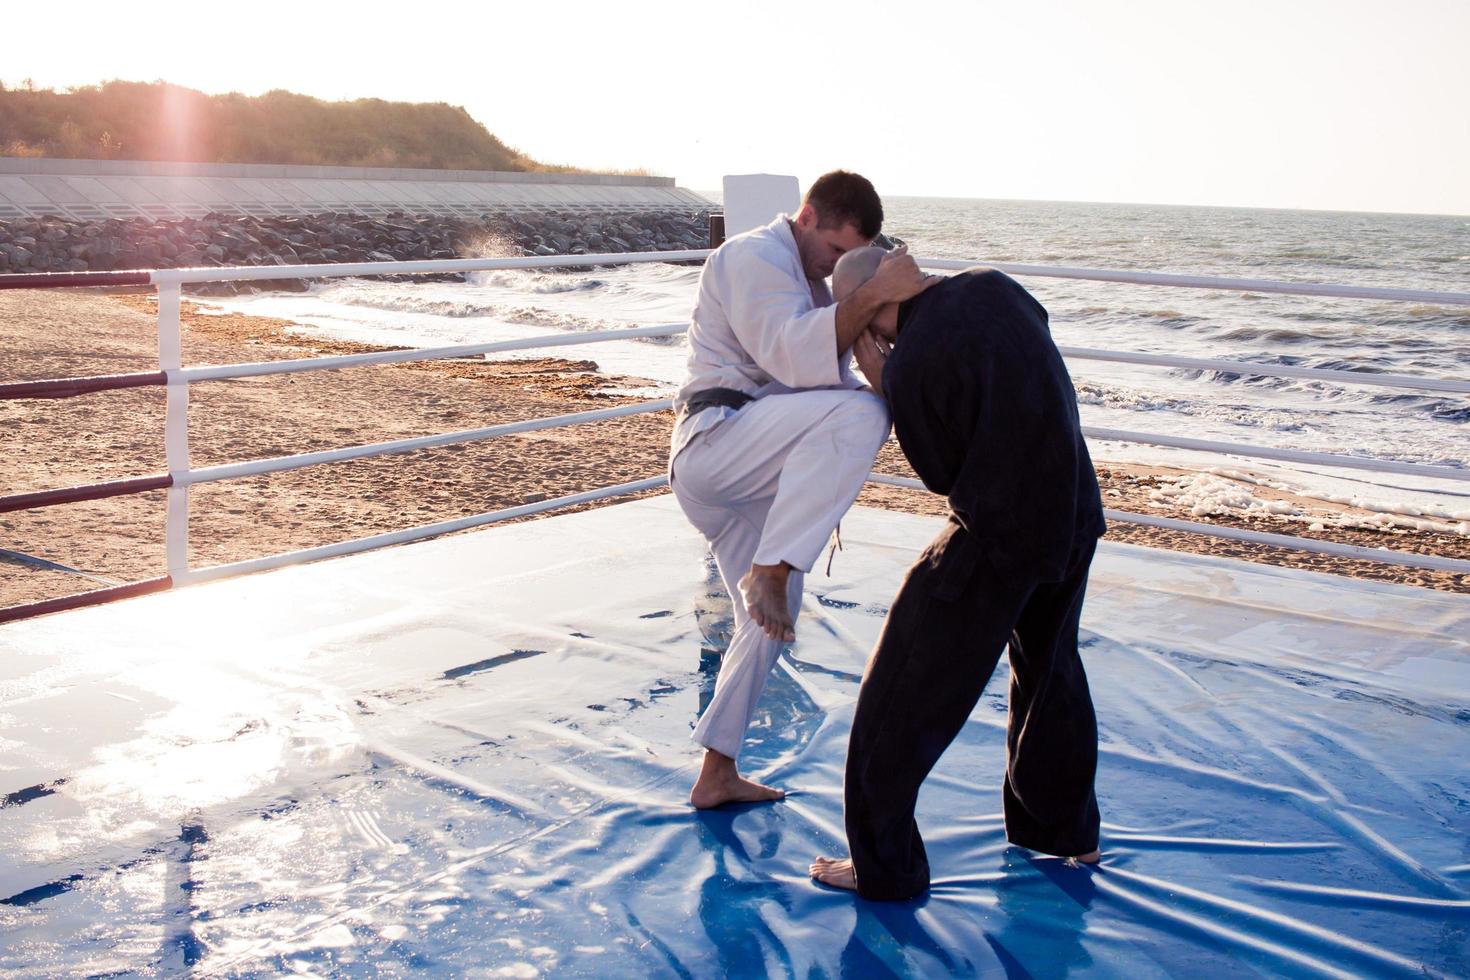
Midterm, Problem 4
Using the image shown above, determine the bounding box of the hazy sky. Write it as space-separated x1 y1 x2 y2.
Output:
6 0 1469 214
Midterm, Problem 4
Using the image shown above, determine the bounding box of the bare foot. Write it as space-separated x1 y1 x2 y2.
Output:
689 749 785 809
1069 849 1102 866
809 856 858 891
739 562 794 642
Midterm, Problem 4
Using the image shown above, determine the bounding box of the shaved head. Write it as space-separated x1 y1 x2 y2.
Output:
832 246 888 302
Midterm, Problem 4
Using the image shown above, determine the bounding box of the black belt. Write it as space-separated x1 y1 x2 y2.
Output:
681 386 753 419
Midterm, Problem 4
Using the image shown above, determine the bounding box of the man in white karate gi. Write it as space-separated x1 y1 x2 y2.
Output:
670 170 935 809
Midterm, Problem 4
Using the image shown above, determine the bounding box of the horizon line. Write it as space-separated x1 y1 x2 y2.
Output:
689 186 1470 221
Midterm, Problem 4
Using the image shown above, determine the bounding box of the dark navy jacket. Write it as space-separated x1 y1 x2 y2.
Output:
882 268 1105 586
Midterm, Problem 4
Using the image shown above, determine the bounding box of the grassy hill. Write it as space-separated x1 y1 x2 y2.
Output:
0 80 579 172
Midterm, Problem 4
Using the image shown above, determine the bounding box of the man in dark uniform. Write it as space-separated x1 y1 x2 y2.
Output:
810 247 1106 900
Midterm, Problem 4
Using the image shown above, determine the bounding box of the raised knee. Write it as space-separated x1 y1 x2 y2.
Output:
839 391 891 443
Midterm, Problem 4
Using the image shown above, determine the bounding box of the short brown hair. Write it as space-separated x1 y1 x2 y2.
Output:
805 170 883 240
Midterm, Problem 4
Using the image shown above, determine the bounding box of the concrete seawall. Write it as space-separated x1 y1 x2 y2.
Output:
0 158 715 221
0 208 717 290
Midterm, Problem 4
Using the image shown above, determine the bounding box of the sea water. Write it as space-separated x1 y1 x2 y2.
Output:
207 196 1470 523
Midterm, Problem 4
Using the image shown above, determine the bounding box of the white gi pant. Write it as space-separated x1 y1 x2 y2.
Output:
671 388 890 760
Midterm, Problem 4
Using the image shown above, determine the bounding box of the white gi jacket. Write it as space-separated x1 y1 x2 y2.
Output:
670 215 865 462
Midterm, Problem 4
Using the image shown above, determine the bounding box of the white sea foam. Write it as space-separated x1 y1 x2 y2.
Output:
1146 471 1470 537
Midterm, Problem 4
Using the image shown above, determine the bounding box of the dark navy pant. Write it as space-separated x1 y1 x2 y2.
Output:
844 520 1100 901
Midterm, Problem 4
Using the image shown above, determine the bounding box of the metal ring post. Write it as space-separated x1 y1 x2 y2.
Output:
157 281 191 583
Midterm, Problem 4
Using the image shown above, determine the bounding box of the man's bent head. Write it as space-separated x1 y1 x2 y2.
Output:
832 246 887 302
833 246 901 340
806 170 883 239
792 170 883 281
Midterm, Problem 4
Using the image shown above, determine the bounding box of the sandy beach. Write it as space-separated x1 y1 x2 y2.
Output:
2 288 1466 609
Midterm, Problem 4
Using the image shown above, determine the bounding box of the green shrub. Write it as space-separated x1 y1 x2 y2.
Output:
0 80 575 172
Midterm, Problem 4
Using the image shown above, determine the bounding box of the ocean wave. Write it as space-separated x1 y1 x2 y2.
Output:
1080 370 1468 452
1136 312 1205 328
1148 471 1470 535
300 295 635 339
1167 359 1466 419
326 294 506 318
1365 391 1470 422
472 264 700 290
1276 309 1362 324
636 333 686 347
1273 247 1353 260
1214 326 1339 344
1074 382 1315 433
1373 306 1470 330
493 305 637 334
1074 383 1189 414
471 270 615 294
1302 356 1396 373
1365 336 1441 352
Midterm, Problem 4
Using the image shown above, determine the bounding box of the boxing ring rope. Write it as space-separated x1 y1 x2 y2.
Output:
1 251 1468 624
177 323 692 383
1054 347 1470 395
182 477 671 586
1077 428 1469 482
184 400 674 485
0 370 169 400
914 257 1470 306
864 474 1470 575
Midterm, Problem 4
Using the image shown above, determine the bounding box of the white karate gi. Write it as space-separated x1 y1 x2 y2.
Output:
670 215 890 760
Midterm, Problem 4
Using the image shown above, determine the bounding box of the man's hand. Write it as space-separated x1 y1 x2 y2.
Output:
867 245 937 304
853 328 892 399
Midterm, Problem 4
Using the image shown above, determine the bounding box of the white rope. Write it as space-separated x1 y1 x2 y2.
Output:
150 249 712 285
143 249 1470 306
180 327 1467 394
180 476 670 586
863 473 1470 574
182 323 690 382
1081 427 1469 482
173 390 1463 492
180 327 1470 394
1058 346 1470 394
181 399 672 485
1102 509 1470 574
915 258 1470 306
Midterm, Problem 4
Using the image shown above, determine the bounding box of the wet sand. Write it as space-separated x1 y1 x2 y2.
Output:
2 288 1465 609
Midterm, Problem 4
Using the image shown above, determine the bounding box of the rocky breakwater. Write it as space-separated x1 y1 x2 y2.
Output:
0 209 716 291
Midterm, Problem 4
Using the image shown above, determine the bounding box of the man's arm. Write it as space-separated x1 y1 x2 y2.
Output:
834 247 934 356
722 250 847 389
721 242 933 390
852 328 892 403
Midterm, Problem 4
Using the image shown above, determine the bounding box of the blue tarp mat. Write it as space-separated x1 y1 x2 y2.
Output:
1 497 1467 977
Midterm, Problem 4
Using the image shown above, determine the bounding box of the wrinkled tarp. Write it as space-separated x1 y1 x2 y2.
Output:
1 497 1466 977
